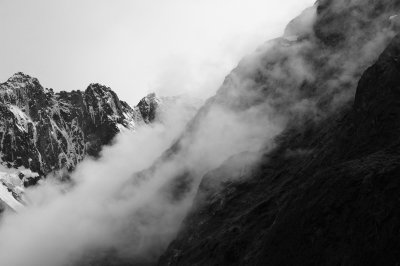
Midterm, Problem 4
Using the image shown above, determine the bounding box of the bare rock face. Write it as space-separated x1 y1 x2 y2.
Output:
0 73 159 182
137 92 160 123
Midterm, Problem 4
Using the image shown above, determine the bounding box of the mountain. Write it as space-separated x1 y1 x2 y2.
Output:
156 1 400 265
0 73 174 210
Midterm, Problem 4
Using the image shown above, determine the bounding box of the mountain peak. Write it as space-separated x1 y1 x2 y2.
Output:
140 92 160 104
86 82 111 91
137 92 160 123
6 72 37 84
145 92 157 98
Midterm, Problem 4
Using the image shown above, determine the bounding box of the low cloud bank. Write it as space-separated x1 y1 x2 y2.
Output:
0 91 282 266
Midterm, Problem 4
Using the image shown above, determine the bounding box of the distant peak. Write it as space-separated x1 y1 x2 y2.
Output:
138 92 160 105
146 92 157 98
85 83 114 95
144 92 160 101
6 72 37 84
87 83 108 88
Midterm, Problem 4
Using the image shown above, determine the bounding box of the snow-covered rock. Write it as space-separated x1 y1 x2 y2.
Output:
0 165 38 212
0 75 138 198
0 73 147 178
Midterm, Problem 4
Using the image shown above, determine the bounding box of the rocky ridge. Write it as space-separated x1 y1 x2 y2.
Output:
0 72 164 210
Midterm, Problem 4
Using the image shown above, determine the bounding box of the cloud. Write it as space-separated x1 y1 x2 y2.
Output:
0 86 284 265
0 106 191 265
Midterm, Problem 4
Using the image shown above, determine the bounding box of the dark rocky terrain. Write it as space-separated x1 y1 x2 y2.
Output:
156 0 400 265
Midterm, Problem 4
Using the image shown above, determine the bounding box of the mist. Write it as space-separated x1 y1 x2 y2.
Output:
0 82 285 266
0 0 398 265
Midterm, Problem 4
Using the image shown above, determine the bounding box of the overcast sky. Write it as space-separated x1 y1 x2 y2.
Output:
0 0 314 105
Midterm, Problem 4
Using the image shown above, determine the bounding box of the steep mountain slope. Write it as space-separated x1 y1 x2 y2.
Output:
157 1 400 265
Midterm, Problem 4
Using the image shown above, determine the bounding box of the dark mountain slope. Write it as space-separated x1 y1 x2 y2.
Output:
60 0 400 264
159 25 400 266
158 4 400 266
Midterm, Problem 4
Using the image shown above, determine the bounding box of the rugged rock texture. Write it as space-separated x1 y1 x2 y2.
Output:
158 1 400 266
138 92 160 123
0 73 160 181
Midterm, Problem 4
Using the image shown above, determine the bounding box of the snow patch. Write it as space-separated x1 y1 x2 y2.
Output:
0 182 24 212
0 164 39 212
9 105 31 132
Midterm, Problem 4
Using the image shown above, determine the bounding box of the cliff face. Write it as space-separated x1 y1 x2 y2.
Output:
0 73 161 183
158 1 400 265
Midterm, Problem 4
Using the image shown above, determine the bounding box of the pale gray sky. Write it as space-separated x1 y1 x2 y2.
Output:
0 0 314 104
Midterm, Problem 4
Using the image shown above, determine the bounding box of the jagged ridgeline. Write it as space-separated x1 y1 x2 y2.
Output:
0 72 161 181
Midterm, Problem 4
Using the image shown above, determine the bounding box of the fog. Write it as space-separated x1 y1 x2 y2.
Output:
0 85 284 266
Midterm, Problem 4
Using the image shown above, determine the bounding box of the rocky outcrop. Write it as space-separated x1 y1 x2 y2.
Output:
137 92 160 123
0 73 162 181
